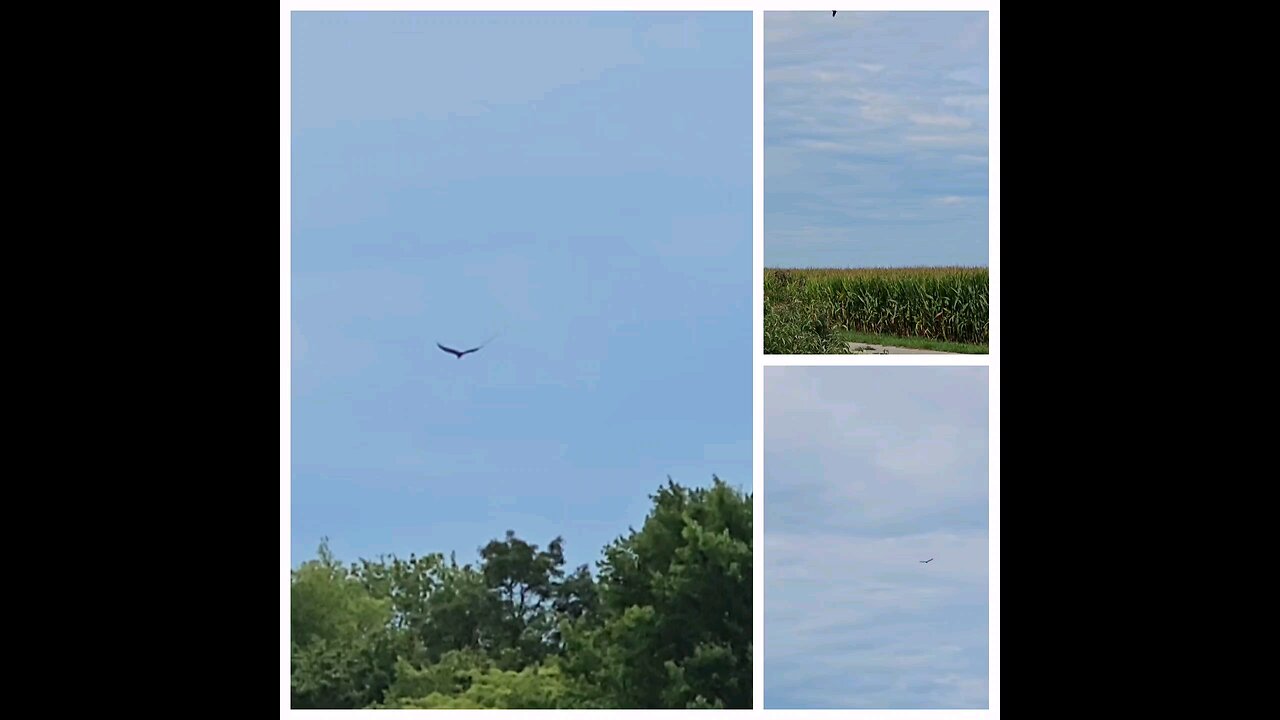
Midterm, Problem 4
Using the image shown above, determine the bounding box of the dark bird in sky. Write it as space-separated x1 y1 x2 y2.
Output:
919 558 934 563
437 342 483 359
436 333 500 359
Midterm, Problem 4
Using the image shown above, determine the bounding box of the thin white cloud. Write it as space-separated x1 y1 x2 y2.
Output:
874 424 963 477
910 113 972 128
944 94 989 110
905 133 988 147
947 67 986 86
860 101 903 124
791 138 859 152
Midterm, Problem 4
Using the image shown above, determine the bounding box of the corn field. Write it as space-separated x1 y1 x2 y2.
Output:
764 267 989 353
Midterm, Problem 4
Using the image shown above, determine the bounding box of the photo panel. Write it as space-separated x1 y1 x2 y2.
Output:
763 11 990 355
764 366 990 709
289 10 753 710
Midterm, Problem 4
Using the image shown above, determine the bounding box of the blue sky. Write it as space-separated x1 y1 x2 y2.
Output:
765 12 989 268
765 367 989 709
290 12 751 573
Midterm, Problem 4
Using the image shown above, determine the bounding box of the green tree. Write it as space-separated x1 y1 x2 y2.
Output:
290 539 402 708
477 531 567 666
563 477 752 708
379 648 493 704
407 558 499 662
382 657 585 709
290 477 751 709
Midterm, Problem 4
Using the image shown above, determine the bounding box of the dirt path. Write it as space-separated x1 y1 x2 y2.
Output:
846 342 955 354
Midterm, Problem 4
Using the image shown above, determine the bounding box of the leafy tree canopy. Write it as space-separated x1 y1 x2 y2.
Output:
290 477 751 709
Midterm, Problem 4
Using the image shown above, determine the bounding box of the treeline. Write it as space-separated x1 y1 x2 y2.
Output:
291 477 752 709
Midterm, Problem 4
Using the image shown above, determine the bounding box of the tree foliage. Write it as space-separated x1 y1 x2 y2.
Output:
289 477 751 709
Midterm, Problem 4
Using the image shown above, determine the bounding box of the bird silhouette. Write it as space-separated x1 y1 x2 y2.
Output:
919 558 934 563
437 342 483 359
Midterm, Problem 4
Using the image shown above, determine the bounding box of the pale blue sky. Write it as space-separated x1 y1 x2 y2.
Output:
765 367 989 709
765 12 989 268
291 12 751 572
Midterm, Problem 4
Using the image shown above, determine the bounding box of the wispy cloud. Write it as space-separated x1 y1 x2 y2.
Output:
765 11 989 267
905 133 988 147
944 94 989 110
910 113 972 128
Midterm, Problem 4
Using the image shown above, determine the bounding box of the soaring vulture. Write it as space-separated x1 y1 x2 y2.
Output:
919 558 934 564
437 342 483 359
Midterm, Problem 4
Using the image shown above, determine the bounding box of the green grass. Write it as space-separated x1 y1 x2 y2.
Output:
764 267 989 354
839 330 989 354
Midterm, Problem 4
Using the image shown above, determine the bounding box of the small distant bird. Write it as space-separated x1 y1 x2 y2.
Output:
919 558 934 564
833 11 837 17
437 342 484 359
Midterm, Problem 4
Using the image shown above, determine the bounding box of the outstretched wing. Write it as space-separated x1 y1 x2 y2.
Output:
438 332 500 358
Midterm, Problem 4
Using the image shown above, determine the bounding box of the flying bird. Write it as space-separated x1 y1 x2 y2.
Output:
437 342 483 359
436 333 500 359
919 558 934 563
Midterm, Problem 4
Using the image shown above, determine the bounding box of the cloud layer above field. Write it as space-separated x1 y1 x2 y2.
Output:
765 12 989 267
764 367 989 708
